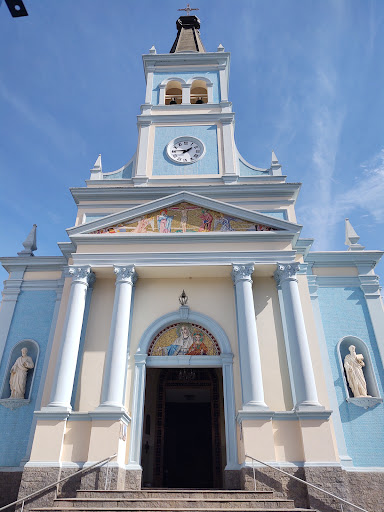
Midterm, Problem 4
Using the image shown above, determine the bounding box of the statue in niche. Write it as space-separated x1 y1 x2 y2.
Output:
9 347 34 399
344 345 370 398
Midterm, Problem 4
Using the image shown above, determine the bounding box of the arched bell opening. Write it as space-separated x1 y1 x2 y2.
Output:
190 79 208 104
165 80 182 105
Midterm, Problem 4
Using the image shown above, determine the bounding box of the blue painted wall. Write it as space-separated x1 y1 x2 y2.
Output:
317 286 384 467
152 125 219 175
0 290 56 467
238 158 266 176
152 71 220 105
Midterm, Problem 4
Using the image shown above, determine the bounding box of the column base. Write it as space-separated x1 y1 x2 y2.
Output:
91 405 131 423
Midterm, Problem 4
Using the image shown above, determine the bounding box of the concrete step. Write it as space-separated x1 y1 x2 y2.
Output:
30 508 312 512
75 491 275 500
53 498 296 509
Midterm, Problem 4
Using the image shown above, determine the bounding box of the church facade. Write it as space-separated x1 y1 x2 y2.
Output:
0 14 383 512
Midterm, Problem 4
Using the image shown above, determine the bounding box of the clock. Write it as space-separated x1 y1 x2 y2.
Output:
166 136 205 164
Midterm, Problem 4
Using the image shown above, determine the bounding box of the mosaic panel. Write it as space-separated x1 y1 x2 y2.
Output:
148 323 220 356
91 202 277 234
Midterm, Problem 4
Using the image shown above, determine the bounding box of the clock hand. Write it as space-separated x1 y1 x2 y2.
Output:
182 147 193 153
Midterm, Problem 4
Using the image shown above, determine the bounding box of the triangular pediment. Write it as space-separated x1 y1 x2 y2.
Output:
67 191 301 237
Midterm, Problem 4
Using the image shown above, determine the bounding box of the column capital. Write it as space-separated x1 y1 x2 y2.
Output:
114 265 137 285
68 266 95 286
231 264 254 285
274 262 300 286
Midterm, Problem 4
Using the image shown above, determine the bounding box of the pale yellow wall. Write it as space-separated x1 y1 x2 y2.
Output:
242 420 275 462
23 271 62 280
75 277 115 411
312 266 358 277
62 421 91 462
87 420 127 465
41 277 72 407
273 420 304 461
299 420 339 462
126 277 242 412
30 420 66 462
253 277 293 410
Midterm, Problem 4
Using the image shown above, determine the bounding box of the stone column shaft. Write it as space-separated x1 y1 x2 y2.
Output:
98 266 137 411
48 266 94 411
232 264 268 410
275 263 322 409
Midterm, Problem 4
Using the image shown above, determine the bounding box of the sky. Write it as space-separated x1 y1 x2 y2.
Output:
0 0 383 289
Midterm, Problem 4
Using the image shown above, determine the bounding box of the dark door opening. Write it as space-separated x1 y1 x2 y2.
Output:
163 396 213 488
141 368 225 489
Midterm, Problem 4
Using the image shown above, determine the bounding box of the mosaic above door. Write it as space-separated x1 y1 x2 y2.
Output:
91 202 277 234
148 323 220 356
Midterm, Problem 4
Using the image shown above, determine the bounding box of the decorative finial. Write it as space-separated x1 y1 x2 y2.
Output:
18 224 37 257
345 218 365 251
217 43 225 52
149 45 157 55
179 289 188 306
178 3 199 16
90 154 102 180
271 150 282 176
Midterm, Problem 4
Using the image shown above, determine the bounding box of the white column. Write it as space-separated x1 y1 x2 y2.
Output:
181 83 190 104
221 119 238 181
134 120 151 184
207 83 214 103
97 265 137 411
232 264 268 411
274 263 322 410
219 64 228 101
46 266 95 412
222 355 239 469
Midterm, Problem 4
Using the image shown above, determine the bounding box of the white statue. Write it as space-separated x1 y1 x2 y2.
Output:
344 345 370 398
9 347 34 399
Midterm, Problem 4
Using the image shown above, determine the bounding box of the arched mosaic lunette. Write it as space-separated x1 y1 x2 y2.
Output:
148 322 220 356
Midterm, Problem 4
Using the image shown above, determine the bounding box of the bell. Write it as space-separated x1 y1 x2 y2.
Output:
170 97 177 105
195 97 204 104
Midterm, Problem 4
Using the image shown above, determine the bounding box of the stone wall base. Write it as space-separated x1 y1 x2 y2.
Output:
1 465 383 512
240 466 384 512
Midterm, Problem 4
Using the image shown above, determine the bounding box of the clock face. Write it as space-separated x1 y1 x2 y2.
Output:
167 137 205 164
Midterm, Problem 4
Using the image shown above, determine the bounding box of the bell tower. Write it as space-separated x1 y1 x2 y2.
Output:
133 14 237 185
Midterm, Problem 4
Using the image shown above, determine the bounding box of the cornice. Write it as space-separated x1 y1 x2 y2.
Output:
71 250 297 268
71 183 301 204
137 112 235 125
142 52 230 77
1 256 67 273
306 251 383 268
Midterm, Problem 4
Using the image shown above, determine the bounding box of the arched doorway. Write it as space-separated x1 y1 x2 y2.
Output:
127 309 239 487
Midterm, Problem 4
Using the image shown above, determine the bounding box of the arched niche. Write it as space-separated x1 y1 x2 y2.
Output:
337 336 382 407
165 80 183 105
0 339 39 401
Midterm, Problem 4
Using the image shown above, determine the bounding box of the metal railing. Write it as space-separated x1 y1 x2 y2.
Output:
0 453 117 512
245 454 368 512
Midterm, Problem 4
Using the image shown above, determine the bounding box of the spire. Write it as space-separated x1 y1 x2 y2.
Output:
90 154 103 180
270 150 282 176
170 15 206 53
345 218 365 251
18 224 37 257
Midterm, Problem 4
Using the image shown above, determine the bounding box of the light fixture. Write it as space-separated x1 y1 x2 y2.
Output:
179 289 188 306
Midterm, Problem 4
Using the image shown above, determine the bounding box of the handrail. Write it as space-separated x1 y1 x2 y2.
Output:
0 453 117 512
245 454 368 512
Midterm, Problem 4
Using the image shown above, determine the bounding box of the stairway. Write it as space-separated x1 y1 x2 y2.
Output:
30 488 315 512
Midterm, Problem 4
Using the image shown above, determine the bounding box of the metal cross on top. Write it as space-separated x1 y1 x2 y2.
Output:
178 3 199 16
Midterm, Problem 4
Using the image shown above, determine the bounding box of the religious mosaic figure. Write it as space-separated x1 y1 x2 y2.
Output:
344 345 370 398
9 347 34 399
133 216 154 233
200 209 213 231
162 324 193 356
157 210 174 233
187 331 208 355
